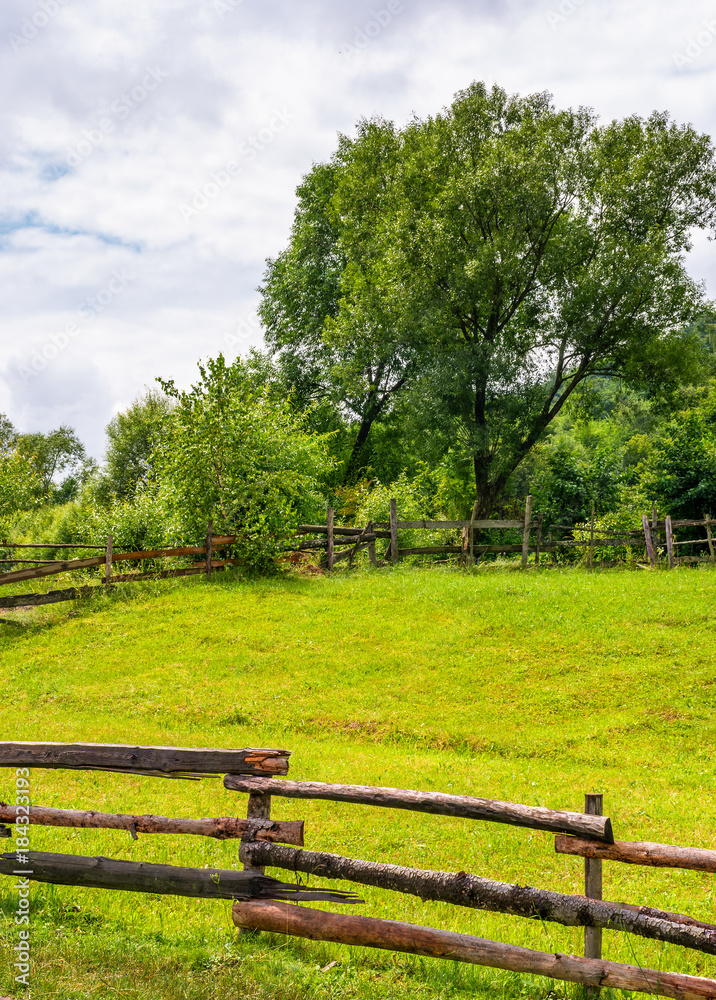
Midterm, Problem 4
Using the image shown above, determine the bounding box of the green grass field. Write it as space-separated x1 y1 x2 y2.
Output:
1 564 715 998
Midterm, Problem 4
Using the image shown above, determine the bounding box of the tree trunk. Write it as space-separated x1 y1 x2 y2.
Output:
343 413 377 485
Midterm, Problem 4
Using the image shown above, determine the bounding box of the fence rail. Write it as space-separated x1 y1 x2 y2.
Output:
2 741 715 998
290 499 715 571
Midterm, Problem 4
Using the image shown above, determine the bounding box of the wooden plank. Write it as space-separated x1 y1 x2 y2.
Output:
588 508 595 570
110 563 228 584
666 515 675 570
297 525 391 538
0 559 78 564
0 851 361 903
390 498 398 565
206 520 213 580
555 836 716 873
233 900 716 1000
374 520 535 530
224 776 613 841
0 804 303 845
0 742 290 777
0 556 106 585
642 514 656 568
242 842 716 955
584 793 603 965
111 545 206 562
397 546 462 555
0 542 106 549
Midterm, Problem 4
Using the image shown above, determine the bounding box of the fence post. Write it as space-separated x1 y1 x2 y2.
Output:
468 501 478 568
588 506 595 570
704 512 715 563
205 520 213 580
238 789 272 938
521 495 532 569
105 535 112 587
584 792 603 977
534 513 543 567
642 514 656 568
327 507 334 571
665 515 675 570
390 498 398 565
367 520 377 568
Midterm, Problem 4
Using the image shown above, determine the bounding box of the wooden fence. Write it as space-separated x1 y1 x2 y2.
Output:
1 503 713 614
292 498 716 571
2 742 716 998
0 523 233 610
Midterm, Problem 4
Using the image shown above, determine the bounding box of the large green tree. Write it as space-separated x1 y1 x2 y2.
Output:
302 83 716 515
258 153 421 484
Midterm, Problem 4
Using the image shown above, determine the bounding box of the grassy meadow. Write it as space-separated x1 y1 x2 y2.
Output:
1 563 715 998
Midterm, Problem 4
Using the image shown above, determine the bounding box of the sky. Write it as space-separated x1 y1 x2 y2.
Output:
0 0 714 458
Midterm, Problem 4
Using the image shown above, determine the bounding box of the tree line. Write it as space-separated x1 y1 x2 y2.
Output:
2 82 715 565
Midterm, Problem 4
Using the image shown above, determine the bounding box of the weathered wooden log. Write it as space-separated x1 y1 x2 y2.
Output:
0 742 290 777
296 525 392 538
112 539 234 561
0 804 304 845
0 586 99 609
109 563 228 584
374 520 539 530
0 556 107 585
225 776 613 841
241 842 716 954
232 900 716 1000
0 542 107 549
331 541 375 564
555 836 716 873
643 514 657 568
397 546 463 555
0 852 362 903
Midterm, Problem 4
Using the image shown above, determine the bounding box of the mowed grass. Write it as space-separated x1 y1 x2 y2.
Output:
1 563 715 998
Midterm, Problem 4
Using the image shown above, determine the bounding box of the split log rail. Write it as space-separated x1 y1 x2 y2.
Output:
2 741 716 998
0 524 234 609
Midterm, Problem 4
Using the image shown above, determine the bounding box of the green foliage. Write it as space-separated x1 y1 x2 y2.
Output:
0 448 41 533
529 443 624 527
638 380 716 520
32 479 177 553
15 423 89 502
322 83 716 513
97 389 174 502
155 354 335 568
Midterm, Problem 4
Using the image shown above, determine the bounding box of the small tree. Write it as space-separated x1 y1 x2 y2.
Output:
98 389 174 501
155 355 335 567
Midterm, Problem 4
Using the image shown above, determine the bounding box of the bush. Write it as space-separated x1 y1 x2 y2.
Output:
155 355 335 569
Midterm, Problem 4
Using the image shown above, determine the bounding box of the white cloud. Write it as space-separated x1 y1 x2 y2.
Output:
0 0 714 456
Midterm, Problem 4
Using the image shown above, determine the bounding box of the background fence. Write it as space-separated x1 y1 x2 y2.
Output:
292 497 716 571
2 500 714 613
2 741 716 999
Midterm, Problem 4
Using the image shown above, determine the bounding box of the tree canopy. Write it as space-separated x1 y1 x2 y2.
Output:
260 82 716 515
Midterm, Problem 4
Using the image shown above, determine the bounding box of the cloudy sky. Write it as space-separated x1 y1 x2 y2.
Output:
0 0 714 457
